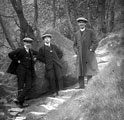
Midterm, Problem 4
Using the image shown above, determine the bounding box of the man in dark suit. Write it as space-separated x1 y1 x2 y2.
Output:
37 34 63 96
8 37 37 108
73 17 98 89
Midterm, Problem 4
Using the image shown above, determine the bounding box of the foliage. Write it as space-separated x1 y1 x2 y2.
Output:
0 1 124 119
40 31 124 120
0 0 124 48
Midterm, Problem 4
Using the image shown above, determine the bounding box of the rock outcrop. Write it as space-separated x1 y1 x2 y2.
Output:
28 29 77 98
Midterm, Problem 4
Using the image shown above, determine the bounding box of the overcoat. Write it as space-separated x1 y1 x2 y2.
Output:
37 44 63 91
73 28 98 77
7 59 18 75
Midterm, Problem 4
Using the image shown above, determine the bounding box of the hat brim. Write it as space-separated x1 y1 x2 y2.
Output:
42 34 52 39
77 17 88 23
23 40 33 43
77 20 88 23
23 37 33 42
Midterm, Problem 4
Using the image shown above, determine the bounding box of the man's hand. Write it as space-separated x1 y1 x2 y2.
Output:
90 49 92 51
90 49 94 52
33 57 37 61
18 60 21 63
73 54 78 57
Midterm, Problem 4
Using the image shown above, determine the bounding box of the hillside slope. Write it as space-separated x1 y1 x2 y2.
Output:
35 30 124 120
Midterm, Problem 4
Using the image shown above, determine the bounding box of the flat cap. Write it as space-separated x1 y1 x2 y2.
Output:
76 17 88 23
23 37 33 42
42 34 52 39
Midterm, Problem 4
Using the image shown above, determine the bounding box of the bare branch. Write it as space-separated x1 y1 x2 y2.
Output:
0 41 14 50
10 0 35 41
32 0 38 30
0 14 14 18
77 0 87 8
0 15 16 49
13 16 20 28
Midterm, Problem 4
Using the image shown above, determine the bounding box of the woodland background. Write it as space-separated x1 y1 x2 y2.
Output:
0 0 124 104
0 0 124 51
0 0 124 101
0 0 124 120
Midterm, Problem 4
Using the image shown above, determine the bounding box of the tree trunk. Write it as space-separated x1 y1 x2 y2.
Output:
109 0 115 32
52 0 56 28
86 0 91 22
33 0 38 30
64 0 75 41
105 0 110 32
86 0 94 29
0 15 16 50
97 0 107 33
10 0 34 42
32 0 41 50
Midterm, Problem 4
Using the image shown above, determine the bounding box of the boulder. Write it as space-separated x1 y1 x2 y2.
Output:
28 29 78 98
43 29 77 78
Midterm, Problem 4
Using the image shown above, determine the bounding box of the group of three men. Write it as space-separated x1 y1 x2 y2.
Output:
7 17 98 108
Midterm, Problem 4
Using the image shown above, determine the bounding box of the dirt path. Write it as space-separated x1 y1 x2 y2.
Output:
8 46 113 120
10 89 83 120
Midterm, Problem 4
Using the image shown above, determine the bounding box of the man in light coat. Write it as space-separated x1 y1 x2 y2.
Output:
73 17 98 89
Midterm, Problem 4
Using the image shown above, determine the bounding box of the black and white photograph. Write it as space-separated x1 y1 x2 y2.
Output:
0 0 124 120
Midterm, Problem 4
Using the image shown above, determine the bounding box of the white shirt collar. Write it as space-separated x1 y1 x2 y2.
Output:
24 45 29 52
44 42 50 47
80 28 85 32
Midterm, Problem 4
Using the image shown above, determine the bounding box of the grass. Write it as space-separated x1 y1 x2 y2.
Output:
43 43 124 120
2 29 124 120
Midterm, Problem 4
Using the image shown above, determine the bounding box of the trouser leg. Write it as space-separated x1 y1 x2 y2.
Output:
18 69 32 104
54 64 63 91
78 76 85 88
87 75 92 83
16 66 25 100
17 75 25 97
46 69 57 94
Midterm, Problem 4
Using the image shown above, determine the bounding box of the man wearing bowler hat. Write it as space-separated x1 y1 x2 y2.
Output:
37 33 63 96
8 37 37 108
73 17 98 89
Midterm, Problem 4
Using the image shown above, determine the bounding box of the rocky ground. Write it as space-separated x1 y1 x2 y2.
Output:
1 30 124 120
2 39 113 120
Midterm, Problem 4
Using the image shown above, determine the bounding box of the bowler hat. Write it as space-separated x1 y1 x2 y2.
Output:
23 37 33 42
77 17 88 23
42 34 52 39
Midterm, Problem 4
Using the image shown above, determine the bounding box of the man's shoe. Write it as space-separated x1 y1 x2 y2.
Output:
51 92 59 97
75 86 85 89
79 86 85 89
13 98 20 105
56 91 59 96
13 99 29 108
19 103 29 108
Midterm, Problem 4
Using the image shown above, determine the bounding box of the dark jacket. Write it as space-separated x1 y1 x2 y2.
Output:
37 44 63 71
7 47 38 75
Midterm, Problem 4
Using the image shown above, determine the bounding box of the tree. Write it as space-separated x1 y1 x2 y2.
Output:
64 0 75 41
32 0 41 50
52 0 56 28
97 0 107 33
10 0 34 42
108 0 115 32
0 15 16 49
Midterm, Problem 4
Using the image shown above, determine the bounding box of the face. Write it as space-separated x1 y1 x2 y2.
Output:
44 37 51 44
78 21 86 29
23 41 32 49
